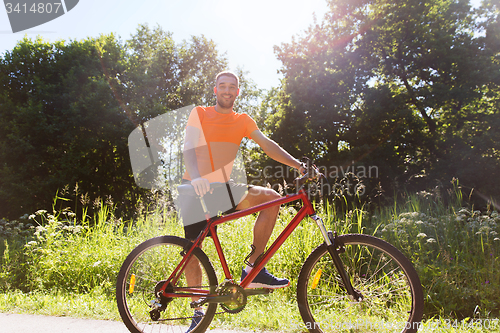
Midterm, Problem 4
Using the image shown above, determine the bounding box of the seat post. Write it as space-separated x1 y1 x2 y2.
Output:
199 197 211 220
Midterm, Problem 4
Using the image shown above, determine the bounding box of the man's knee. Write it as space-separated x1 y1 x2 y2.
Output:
237 186 280 210
250 186 281 202
264 188 281 202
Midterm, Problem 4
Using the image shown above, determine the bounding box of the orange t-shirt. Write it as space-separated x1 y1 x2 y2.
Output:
183 106 258 183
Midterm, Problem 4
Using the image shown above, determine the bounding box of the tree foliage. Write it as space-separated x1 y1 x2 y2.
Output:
0 24 259 220
269 0 500 205
0 34 131 219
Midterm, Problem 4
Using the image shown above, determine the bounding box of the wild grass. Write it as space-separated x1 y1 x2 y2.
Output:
373 185 500 319
0 183 499 332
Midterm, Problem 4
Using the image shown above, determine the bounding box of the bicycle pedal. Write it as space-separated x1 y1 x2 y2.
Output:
190 298 208 308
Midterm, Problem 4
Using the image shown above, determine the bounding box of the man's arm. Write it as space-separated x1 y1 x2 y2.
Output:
183 125 210 196
251 129 303 171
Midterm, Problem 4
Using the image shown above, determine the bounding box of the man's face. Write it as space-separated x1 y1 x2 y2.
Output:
214 75 239 109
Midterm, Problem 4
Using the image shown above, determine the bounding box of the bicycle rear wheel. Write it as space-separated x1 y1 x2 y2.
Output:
297 234 423 333
116 236 218 333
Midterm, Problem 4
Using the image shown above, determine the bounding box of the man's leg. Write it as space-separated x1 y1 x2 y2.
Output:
183 221 206 303
184 254 204 333
237 186 289 288
185 254 202 293
236 186 281 265
184 239 204 333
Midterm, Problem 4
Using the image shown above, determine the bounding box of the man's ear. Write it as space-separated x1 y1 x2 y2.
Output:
214 86 217 94
237 88 240 96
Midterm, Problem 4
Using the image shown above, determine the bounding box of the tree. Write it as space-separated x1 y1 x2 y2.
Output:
270 0 500 202
0 25 263 220
0 34 134 219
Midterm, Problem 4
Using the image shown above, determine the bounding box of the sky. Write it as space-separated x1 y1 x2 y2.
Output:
0 0 330 91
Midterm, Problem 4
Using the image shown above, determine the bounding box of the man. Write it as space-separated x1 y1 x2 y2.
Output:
180 71 303 332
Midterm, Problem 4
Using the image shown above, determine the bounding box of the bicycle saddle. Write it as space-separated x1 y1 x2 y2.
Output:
177 182 225 196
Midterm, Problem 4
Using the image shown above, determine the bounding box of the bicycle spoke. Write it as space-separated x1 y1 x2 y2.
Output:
117 236 218 333
297 234 423 333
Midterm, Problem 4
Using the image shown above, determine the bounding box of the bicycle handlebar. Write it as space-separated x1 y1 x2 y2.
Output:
294 157 326 190
177 157 325 197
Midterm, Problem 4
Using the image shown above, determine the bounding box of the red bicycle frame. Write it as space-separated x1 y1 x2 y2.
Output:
162 188 318 297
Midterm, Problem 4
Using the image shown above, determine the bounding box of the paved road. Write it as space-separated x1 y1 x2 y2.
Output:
0 313 278 333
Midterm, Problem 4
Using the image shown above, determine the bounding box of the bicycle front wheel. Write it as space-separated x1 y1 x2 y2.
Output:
297 234 424 333
116 236 218 333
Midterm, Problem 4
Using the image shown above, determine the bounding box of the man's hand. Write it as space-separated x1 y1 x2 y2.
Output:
191 177 211 197
298 164 307 176
298 160 323 180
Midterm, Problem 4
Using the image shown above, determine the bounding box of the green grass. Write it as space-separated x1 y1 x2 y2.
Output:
0 289 118 320
0 185 499 332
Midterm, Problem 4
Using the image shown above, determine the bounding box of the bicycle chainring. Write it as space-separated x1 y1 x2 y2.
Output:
218 283 247 314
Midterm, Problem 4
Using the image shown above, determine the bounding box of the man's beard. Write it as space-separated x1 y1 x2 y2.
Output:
217 98 235 109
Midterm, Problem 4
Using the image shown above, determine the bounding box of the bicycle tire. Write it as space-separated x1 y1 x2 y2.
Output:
297 234 424 333
116 236 218 333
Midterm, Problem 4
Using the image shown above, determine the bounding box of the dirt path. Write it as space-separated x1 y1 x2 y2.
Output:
0 312 279 333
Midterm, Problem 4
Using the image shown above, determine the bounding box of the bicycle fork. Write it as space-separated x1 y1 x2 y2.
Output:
309 214 363 302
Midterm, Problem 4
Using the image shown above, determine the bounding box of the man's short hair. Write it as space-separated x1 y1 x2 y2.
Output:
215 71 239 87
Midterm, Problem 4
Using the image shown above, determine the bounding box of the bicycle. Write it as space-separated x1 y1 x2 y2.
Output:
116 161 424 333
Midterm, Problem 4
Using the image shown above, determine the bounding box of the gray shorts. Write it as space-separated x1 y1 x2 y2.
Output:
177 180 251 240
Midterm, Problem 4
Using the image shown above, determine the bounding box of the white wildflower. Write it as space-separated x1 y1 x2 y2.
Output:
458 208 470 215
386 223 395 229
400 212 419 219
427 238 437 243
35 226 47 233
417 233 427 238
477 226 491 235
